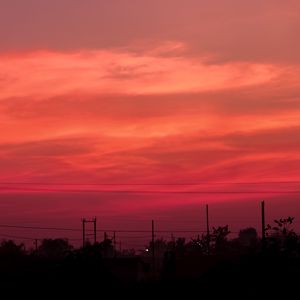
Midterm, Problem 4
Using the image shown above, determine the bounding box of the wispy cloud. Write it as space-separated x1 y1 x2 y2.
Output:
0 41 299 186
0 45 279 100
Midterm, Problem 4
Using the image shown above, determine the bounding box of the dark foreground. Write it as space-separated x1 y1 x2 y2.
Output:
1 220 299 298
1 253 299 299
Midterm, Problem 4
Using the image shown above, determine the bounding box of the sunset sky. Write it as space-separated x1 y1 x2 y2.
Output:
0 0 300 246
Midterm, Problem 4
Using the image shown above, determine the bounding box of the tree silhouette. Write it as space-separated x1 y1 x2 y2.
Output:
188 234 210 255
98 238 114 257
211 225 231 254
238 227 258 247
0 240 26 258
266 217 298 254
170 237 186 257
147 238 168 258
38 238 73 259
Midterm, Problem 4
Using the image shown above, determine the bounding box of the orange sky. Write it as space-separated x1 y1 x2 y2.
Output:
0 0 300 243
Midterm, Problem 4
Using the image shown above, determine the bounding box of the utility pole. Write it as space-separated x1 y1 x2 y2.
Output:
82 217 97 247
152 220 155 272
261 201 266 251
206 204 210 254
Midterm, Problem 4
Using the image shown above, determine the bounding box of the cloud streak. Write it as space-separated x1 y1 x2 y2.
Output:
0 43 299 186
0 46 278 100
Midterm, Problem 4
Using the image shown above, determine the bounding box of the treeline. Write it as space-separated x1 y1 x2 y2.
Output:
0 216 299 298
0 216 299 261
143 216 299 259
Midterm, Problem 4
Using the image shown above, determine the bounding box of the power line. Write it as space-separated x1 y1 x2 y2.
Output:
0 224 81 231
0 224 244 233
0 233 36 240
1 187 300 194
0 224 205 233
0 224 248 235
1 181 300 185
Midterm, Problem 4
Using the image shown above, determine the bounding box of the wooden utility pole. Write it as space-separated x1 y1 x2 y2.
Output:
152 220 155 272
82 217 97 247
206 204 210 254
261 201 266 250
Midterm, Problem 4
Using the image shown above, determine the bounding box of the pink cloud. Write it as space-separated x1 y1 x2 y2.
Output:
0 46 279 100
